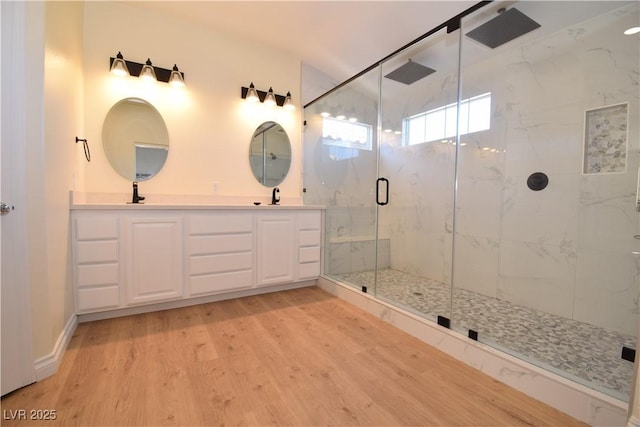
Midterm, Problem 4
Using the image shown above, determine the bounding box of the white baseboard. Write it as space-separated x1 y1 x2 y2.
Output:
33 314 78 381
628 416 640 427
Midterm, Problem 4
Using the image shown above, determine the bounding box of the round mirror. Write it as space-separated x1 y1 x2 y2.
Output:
249 121 291 187
102 97 169 181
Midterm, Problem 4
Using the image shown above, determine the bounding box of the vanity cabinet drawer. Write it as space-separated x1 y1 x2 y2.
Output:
190 252 253 276
75 216 118 240
190 270 253 296
77 286 120 311
299 229 321 247
298 262 320 280
76 263 119 287
189 213 253 235
298 211 321 230
189 233 253 255
299 246 321 264
75 240 118 264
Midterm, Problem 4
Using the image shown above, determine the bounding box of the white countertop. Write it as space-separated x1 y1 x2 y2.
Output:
71 203 325 210
69 191 324 210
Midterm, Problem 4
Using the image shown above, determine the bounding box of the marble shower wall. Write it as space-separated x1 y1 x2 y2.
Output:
452 4 640 336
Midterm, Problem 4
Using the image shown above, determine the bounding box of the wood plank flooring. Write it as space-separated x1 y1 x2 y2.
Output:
1 286 585 426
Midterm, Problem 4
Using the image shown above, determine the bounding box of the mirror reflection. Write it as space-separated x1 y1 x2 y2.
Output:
102 97 169 181
249 121 291 187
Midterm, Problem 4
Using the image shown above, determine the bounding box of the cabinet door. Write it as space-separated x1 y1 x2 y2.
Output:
124 216 183 305
256 213 295 286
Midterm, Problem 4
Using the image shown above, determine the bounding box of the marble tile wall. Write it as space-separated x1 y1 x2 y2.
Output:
453 3 640 335
326 235 390 275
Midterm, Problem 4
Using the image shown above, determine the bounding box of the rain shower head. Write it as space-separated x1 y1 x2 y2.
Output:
384 60 436 85
465 8 541 49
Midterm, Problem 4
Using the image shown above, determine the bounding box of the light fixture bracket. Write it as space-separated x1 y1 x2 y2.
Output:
109 57 185 84
241 86 287 107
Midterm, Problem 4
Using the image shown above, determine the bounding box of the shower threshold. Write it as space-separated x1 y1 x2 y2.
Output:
332 268 636 401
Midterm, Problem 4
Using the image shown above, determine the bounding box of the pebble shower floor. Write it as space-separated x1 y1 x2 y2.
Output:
334 268 636 401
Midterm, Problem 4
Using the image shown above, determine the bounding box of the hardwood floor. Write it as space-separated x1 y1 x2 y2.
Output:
1 286 585 426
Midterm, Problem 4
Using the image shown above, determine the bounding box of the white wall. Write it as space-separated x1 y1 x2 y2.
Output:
300 61 338 106
80 2 302 201
22 1 83 360
43 1 84 357
23 0 48 361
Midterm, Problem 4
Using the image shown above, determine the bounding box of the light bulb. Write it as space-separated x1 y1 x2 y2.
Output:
283 92 295 111
246 83 259 103
264 87 276 107
139 58 156 82
110 51 129 76
168 64 185 88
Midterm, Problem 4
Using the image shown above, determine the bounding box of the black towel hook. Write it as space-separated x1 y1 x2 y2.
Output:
75 136 90 162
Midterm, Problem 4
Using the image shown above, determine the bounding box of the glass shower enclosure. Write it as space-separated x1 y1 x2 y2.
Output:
303 0 639 402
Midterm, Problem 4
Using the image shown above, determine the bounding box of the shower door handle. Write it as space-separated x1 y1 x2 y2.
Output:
376 177 389 206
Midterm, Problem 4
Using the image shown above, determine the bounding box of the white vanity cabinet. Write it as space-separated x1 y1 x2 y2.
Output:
71 206 323 316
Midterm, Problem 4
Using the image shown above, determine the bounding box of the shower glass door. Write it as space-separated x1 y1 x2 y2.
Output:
303 68 380 294
376 26 460 323
455 1 639 400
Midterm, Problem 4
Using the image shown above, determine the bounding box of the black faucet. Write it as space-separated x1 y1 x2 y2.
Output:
131 181 145 204
271 187 280 205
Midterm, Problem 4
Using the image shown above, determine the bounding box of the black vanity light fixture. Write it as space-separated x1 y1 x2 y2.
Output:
109 52 185 87
241 83 295 111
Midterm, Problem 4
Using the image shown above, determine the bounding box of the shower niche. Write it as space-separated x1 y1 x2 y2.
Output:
303 0 639 403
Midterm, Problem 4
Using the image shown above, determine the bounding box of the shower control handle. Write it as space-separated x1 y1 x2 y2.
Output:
376 177 389 206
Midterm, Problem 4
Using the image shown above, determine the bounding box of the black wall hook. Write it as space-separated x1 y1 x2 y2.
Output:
76 136 90 162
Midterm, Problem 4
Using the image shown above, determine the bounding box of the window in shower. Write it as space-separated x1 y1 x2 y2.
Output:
322 117 373 150
403 92 491 146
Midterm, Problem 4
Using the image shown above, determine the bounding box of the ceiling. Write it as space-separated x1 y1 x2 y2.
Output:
120 1 478 84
